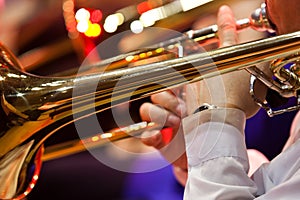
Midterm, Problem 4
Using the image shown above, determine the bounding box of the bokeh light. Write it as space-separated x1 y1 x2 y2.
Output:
90 9 103 23
75 8 90 21
130 20 144 34
84 22 101 37
76 20 89 33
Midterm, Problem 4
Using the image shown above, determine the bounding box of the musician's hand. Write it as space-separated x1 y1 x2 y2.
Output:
139 90 188 173
185 5 266 118
139 5 267 186
266 0 300 34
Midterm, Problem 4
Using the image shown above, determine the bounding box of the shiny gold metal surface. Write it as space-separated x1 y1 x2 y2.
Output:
0 30 299 199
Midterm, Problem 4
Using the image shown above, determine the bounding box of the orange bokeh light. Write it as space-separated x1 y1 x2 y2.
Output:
137 1 152 14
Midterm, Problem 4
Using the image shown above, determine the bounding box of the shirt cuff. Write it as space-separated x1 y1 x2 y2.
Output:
182 108 248 167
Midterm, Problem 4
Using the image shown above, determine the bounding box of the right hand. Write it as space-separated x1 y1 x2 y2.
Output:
139 90 188 171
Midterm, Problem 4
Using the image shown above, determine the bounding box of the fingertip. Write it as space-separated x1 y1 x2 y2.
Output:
218 5 232 13
217 5 235 29
139 103 145 114
141 130 162 147
139 102 151 121
217 4 237 47
150 91 168 103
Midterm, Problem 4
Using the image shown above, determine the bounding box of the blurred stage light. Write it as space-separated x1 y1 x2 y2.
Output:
130 20 144 34
139 11 156 27
139 1 182 27
137 1 152 14
76 20 89 33
75 8 90 21
103 23 117 33
180 0 213 12
84 22 101 37
103 13 125 33
90 9 103 23
139 0 213 27
105 14 123 26
74 8 103 37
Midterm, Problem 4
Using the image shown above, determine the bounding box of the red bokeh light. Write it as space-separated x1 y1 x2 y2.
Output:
90 9 103 23
137 1 152 14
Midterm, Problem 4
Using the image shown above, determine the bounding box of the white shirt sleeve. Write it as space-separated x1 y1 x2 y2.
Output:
252 138 300 199
182 108 300 200
182 108 258 199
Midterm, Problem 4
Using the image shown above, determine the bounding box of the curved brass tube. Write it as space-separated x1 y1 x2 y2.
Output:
0 29 300 199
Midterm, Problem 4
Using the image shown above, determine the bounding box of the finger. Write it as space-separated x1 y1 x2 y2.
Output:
140 130 165 149
139 102 181 127
141 129 187 170
151 91 186 117
217 5 238 47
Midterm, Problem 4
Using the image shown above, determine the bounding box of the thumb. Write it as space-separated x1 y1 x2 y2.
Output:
217 5 238 47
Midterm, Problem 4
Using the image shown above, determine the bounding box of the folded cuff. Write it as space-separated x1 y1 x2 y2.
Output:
183 108 248 167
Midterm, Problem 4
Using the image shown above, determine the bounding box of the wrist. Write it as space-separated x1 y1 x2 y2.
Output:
183 106 246 134
187 96 244 115
192 103 242 115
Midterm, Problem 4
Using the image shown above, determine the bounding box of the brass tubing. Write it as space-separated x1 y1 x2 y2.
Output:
0 31 299 199
40 31 300 161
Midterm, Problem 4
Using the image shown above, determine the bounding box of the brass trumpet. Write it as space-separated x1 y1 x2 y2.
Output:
0 4 300 200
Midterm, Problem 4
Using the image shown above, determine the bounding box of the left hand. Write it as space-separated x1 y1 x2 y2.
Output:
185 5 267 118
